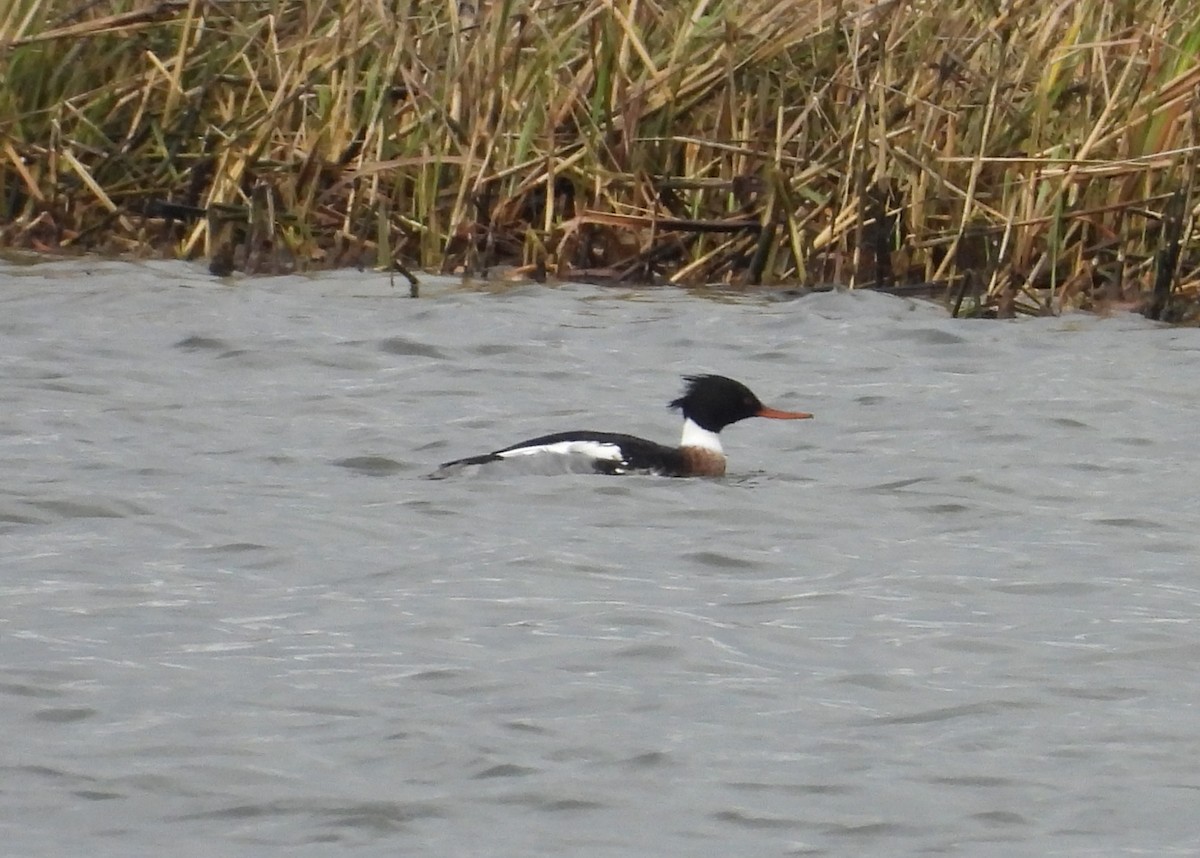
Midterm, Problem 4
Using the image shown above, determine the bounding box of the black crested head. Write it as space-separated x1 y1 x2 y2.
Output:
668 374 765 432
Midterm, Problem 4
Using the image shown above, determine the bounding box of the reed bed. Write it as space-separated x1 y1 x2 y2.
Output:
3 0 1200 318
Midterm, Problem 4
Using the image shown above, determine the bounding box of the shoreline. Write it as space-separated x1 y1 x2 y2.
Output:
3 1 1199 321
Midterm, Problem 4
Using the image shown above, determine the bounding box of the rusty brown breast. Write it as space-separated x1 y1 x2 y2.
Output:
679 446 727 477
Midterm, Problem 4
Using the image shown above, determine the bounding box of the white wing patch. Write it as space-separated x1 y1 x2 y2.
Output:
497 440 625 461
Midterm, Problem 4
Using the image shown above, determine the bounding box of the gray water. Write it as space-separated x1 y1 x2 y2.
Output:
3 258 1199 857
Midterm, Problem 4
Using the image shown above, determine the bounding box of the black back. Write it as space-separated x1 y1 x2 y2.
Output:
436 430 685 475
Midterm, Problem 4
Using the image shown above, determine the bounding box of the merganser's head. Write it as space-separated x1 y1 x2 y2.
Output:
669 375 813 433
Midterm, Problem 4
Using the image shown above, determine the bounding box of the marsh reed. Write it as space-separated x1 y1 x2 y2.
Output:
3 0 1200 317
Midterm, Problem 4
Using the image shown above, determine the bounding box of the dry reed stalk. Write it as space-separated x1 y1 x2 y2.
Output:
2 0 1200 317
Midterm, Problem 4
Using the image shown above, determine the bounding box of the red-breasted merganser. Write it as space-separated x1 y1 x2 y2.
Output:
431 374 812 478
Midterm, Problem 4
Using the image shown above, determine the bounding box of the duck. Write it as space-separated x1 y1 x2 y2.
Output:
431 374 812 478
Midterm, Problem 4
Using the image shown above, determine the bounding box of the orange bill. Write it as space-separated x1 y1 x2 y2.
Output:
757 406 813 420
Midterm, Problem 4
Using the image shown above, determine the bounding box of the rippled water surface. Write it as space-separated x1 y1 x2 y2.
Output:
3 258 1200 857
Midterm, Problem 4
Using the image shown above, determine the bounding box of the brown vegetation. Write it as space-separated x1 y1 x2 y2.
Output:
3 0 1200 319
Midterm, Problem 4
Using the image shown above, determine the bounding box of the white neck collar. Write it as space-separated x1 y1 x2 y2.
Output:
679 417 723 453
